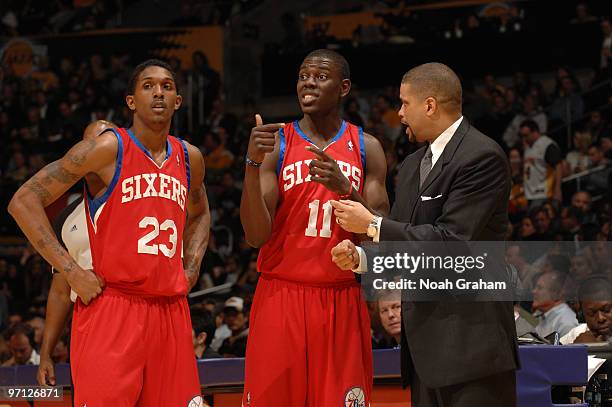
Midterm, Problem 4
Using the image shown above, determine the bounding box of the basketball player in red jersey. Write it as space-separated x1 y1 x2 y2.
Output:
240 49 389 406
37 120 116 387
9 59 210 406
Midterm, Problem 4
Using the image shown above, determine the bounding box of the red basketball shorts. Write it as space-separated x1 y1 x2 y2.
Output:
70 289 202 407
243 275 373 407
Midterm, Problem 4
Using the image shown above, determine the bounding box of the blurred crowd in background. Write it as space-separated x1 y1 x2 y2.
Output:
0 0 610 366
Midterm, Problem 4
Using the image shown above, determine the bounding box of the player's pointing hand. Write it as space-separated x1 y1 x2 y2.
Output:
247 114 284 165
306 146 352 196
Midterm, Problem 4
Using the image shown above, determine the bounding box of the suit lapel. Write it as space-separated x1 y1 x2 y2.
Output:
401 147 425 222
419 118 470 194
410 118 470 220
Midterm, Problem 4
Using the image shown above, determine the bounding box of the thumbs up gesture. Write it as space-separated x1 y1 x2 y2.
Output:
247 114 285 164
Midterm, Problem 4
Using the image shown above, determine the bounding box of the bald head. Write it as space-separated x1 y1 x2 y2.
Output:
402 63 462 112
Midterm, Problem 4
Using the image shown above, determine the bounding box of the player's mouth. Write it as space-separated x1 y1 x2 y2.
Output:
301 93 319 105
151 102 167 112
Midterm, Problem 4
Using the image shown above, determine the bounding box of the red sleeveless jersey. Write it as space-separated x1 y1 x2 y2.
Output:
258 120 366 285
84 128 191 296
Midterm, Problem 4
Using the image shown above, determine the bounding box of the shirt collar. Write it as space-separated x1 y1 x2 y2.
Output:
429 116 463 166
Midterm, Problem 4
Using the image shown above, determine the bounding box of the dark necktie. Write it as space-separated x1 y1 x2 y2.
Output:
419 145 433 189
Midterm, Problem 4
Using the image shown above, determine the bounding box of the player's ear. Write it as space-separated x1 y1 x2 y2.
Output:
425 96 437 117
197 332 207 345
126 95 136 111
174 94 183 111
341 79 351 98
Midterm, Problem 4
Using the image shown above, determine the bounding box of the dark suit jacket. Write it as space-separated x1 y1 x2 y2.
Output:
380 118 520 389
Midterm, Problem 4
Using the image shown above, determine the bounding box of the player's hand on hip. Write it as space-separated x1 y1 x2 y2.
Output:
37 356 56 386
331 239 359 271
247 114 284 164
66 267 104 305
330 200 374 234
306 146 352 195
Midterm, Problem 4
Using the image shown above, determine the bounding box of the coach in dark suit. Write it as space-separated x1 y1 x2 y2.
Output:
330 63 519 407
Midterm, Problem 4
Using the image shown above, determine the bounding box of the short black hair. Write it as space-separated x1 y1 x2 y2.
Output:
402 63 462 111
519 119 540 133
191 310 216 347
578 276 612 302
303 49 350 80
127 59 176 96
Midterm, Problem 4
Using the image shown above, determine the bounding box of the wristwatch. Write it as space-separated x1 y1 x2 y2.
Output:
366 216 382 238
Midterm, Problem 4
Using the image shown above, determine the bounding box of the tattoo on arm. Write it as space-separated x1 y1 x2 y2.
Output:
25 179 52 205
34 225 76 274
67 139 96 167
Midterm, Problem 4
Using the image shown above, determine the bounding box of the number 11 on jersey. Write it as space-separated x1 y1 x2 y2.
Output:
305 199 333 238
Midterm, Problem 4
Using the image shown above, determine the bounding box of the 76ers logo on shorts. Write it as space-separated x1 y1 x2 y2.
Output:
187 395 204 407
344 386 366 407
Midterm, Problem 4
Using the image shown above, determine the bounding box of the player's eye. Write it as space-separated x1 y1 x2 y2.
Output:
299 73 309 80
143 83 152 89
164 83 172 90
318 74 327 80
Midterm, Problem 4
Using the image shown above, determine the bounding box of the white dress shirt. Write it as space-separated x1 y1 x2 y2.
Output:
354 116 463 273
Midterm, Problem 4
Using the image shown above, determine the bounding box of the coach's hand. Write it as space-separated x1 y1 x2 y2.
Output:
247 114 284 164
332 239 359 271
330 200 374 234
306 146 352 195
66 267 104 305
37 356 56 386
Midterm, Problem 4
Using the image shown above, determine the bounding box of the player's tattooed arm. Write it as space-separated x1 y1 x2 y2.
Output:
8 134 117 303
183 144 211 291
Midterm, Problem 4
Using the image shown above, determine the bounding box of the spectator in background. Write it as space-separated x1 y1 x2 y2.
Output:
549 75 584 126
571 191 593 215
191 310 221 359
203 131 234 171
585 143 611 194
2 323 40 366
479 91 513 145
508 147 528 219
570 250 595 282
520 120 563 207
570 3 598 25
503 95 548 149
377 293 401 347
218 297 249 357
560 206 583 241
519 215 537 240
532 271 579 337
585 110 609 143
565 130 592 174
26 316 44 350
51 333 69 364
561 276 611 344
375 94 401 141
343 97 365 127
531 207 554 241
188 51 221 118
236 259 258 294
506 244 540 292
